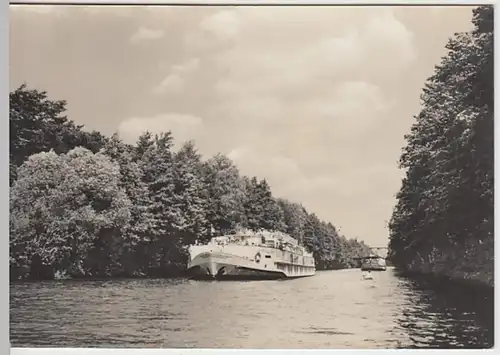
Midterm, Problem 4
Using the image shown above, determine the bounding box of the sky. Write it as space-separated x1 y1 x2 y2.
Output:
10 4 476 248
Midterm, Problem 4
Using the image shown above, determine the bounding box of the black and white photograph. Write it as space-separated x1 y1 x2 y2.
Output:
8 1 494 350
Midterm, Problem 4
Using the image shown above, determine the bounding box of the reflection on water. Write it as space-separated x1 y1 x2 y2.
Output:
395 275 493 349
10 268 493 348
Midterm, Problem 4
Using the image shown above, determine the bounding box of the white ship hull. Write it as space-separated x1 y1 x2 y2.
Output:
361 257 387 271
187 243 316 280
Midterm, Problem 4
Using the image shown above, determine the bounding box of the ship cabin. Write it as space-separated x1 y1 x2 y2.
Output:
207 230 307 255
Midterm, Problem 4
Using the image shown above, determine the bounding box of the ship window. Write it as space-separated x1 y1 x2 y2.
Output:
265 255 271 258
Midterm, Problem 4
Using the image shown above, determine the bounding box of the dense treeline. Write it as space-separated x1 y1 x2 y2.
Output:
388 6 493 286
9 84 107 185
10 85 371 280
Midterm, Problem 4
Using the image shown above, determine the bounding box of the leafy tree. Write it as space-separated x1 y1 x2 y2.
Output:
134 131 155 162
9 85 375 279
277 199 308 243
303 213 322 256
243 178 286 232
139 132 185 274
388 6 493 285
100 134 154 276
202 154 248 236
10 148 131 279
173 141 210 245
9 84 107 185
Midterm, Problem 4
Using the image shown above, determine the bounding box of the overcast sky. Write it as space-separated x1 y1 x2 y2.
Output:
10 5 476 247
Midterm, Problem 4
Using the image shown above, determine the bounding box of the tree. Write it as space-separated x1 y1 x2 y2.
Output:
173 141 210 245
243 178 286 232
9 86 376 278
388 6 493 285
9 84 107 185
10 147 131 279
303 213 321 255
100 134 154 276
277 198 307 243
202 154 248 236
134 131 155 162
139 132 185 274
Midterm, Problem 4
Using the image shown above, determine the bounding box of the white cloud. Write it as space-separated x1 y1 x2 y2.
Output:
304 81 387 116
225 145 399 215
362 10 416 70
226 146 249 161
430 6 445 16
176 7 417 242
10 4 477 247
203 8 414 103
186 7 413 158
130 27 165 43
199 10 241 41
172 58 200 74
152 74 185 95
216 96 285 123
153 58 200 95
117 113 204 147
227 147 307 193
295 81 392 136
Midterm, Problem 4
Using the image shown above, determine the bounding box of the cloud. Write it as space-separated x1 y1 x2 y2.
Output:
227 146 307 193
117 113 204 147
153 58 201 95
362 9 416 70
430 7 445 16
10 5 476 245
185 7 413 161
118 6 417 243
152 74 185 95
224 144 399 224
130 27 165 43
177 7 417 239
208 8 414 99
171 58 200 74
294 81 396 138
200 10 241 41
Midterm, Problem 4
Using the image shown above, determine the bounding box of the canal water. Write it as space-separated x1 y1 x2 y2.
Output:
10 268 493 348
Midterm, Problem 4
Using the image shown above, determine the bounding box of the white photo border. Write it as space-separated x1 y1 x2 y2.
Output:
5 1 498 354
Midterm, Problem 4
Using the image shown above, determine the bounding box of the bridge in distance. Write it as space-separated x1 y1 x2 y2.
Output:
368 246 389 259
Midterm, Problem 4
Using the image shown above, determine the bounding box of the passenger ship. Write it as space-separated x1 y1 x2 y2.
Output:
187 229 316 280
360 254 387 271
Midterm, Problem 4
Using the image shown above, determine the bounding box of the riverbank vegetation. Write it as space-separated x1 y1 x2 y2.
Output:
388 6 493 287
10 85 371 280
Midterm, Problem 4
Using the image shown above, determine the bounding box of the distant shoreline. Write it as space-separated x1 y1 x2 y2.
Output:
394 268 493 290
9 265 369 283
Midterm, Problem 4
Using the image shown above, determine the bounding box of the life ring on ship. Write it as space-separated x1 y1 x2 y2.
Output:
255 252 262 263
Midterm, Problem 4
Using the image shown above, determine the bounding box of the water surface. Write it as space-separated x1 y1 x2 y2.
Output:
10 268 493 348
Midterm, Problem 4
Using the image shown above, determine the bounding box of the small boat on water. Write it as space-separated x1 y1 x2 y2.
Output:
362 270 374 280
357 254 387 271
187 229 316 280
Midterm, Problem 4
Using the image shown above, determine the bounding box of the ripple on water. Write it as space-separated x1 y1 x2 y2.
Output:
10 269 493 348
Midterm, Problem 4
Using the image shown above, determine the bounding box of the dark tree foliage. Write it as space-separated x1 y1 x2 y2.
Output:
243 178 286 233
388 6 493 286
9 85 373 279
202 154 247 236
10 84 107 185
